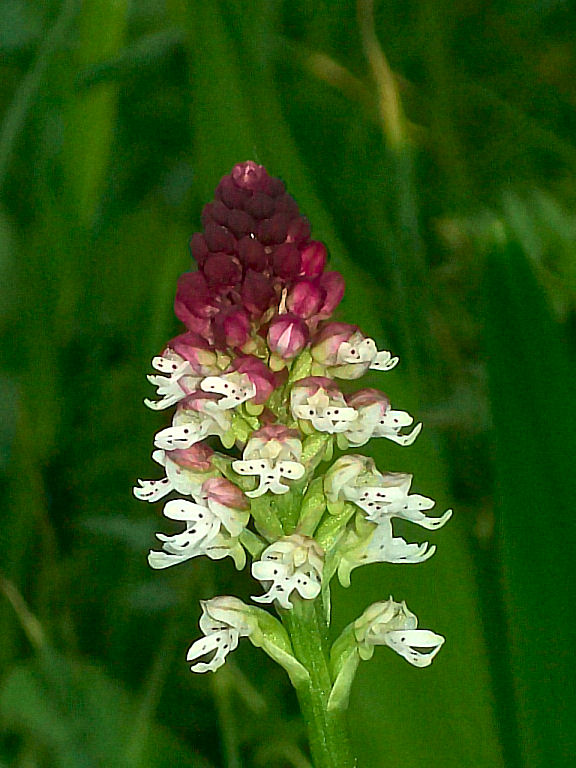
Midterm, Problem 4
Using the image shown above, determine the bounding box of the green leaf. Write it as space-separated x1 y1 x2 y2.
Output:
483 238 576 768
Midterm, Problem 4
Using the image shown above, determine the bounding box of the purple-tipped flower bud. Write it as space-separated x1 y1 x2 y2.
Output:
202 477 249 510
258 213 292 245
213 307 251 350
167 442 214 471
267 314 309 359
167 331 218 375
311 323 359 366
287 279 324 319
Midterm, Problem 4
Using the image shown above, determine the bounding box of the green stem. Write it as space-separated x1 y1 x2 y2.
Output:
283 600 356 768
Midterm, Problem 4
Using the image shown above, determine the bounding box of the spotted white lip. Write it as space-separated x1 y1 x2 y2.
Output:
232 458 305 497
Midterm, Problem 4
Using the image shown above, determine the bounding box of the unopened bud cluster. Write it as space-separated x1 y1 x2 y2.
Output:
134 162 450 692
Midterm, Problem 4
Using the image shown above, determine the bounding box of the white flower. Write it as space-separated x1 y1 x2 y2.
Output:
354 598 445 667
337 518 436 587
186 597 254 673
291 377 357 434
251 534 324 610
133 445 215 502
153 398 232 451
144 353 201 410
148 489 249 570
349 472 452 530
200 372 257 410
232 426 305 498
336 337 399 374
342 390 422 448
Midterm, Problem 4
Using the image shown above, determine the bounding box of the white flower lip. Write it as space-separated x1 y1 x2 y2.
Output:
200 374 257 409
147 495 248 570
144 354 199 410
232 458 305 497
251 535 324 610
292 389 358 434
186 627 239 673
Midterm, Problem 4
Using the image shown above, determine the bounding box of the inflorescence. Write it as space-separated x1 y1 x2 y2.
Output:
134 161 450 692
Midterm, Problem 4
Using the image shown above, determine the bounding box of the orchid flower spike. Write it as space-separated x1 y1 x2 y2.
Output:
134 162 451 718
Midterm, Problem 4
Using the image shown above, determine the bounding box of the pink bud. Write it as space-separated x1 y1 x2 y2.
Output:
286 279 324 319
232 356 277 404
166 332 217 375
300 241 327 277
202 477 249 510
174 272 218 341
317 271 345 318
213 306 251 349
189 233 209 267
167 443 214 471
267 314 309 359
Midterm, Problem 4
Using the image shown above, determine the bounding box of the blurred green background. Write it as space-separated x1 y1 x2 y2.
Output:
1 1 575 766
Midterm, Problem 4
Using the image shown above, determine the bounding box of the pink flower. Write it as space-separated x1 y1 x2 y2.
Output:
286 279 324 319
267 314 309 359
300 241 326 277
231 356 277 404
311 323 359 366
213 307 251 350
167 332 218 376
316 272 345 318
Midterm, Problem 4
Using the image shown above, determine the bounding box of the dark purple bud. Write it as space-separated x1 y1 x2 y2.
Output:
237 236 267 271
244 191 275 219
275 194 299 218
215 175 246 209
272 243 302 278
189 233 209 267
286 279 324 318
204 222 236 254
213 306 251 349
286 216 311 244
201 200 229 227
300 241 326 277
227 209 255 239
257 212 292 245
203 253 243 287
241 270 276 317
267 314 309 359
265 176 285 197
